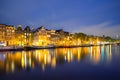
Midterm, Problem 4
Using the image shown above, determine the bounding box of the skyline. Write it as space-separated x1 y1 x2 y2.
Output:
0 0 120 38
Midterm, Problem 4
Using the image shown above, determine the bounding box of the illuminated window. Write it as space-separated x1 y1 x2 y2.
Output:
12 30 14 32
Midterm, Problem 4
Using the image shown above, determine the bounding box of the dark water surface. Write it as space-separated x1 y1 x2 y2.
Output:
0 45 120 80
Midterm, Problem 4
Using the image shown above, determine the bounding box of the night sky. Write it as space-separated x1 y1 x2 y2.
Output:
0 0 120 37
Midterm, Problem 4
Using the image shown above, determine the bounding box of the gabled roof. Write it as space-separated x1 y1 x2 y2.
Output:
33 26 45 33
24 26 31 31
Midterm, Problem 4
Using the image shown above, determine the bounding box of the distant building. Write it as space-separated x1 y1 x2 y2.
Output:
6 25 16 46
55 29 71 46
0 24 6 46
0 24 16 46
16 25 24 46
46 29 58 45
24 26 33 46
33 26 48 46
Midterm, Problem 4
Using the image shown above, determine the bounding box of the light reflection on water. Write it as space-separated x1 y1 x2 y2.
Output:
0 45 113 74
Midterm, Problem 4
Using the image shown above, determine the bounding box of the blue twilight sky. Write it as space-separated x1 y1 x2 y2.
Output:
0 0 120 37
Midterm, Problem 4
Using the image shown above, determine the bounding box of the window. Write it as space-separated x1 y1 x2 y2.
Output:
12 30 14 32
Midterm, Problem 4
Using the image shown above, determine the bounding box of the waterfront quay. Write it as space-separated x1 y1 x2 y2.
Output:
0 42 119 51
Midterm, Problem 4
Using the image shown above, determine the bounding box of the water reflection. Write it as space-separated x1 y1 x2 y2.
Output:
0 45 112 74
89 45 112 64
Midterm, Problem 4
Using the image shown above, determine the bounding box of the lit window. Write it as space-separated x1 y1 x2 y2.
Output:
12 30 14 32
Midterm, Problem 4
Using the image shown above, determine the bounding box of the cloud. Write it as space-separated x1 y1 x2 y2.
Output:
76 22 120 37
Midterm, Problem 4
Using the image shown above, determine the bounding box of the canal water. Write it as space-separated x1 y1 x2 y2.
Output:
0 45 120 80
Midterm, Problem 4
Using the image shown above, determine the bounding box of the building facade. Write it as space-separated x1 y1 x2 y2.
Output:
6 25 16 46
0 24 6 46
16 25 24 46
24 26 33 46
33 26 49 46
0 24 16 46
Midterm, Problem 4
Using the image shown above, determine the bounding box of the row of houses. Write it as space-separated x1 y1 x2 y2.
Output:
0 24 72 46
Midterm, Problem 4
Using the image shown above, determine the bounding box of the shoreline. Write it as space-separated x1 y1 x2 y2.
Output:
0 43 119 52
